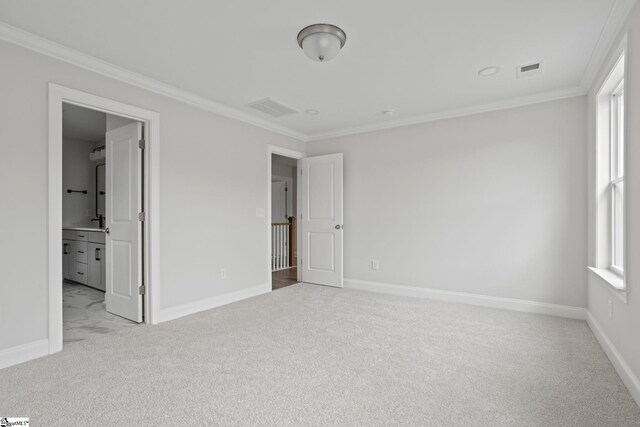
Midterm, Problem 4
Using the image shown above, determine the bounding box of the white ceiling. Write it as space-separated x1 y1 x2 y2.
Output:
63 103 106 143
0 0 621 140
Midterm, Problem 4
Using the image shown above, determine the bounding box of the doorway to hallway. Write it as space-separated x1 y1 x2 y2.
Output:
271 153 298 290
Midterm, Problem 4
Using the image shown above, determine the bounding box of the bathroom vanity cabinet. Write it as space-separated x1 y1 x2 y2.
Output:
63 228 106 291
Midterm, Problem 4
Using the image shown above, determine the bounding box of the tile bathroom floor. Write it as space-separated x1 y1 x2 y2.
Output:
63 281 138 343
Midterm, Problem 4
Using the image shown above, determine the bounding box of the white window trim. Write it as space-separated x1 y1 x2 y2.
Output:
609 82 624 276
591 50 627 294
588 267 627 303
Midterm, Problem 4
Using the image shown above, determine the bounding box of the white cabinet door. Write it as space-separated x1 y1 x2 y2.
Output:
105 122 143 322
87 243 105 291
62 239 75 281
300 154 344 288
62 240 70 280
100 244 106 291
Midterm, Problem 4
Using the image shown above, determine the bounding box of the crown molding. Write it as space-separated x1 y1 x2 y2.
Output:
2 0 635 147
0 21 308 142
580 0 638 91
306 86 587 142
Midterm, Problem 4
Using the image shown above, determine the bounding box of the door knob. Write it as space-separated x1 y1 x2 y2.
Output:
104 227 110 235
335 225 343 230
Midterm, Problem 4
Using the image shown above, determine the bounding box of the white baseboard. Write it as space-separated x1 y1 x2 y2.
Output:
587 312 640 407
344 279 587 320
0 339 49 370
157 283 270 323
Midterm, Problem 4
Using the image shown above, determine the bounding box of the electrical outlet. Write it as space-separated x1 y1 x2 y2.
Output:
255 208 265 218
608 299 613 319
86 209 92 217
220 268 227 279
371 259 380 270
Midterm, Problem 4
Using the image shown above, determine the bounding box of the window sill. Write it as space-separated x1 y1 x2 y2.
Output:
588 267 628 303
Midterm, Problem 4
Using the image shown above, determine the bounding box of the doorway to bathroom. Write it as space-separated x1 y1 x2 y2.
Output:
61 103 143 343
48 84 160 354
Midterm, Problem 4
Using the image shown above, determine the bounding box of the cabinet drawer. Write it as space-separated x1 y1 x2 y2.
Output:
87 231 106 244
75 241 88 263
62 230 75 240
75 262 88 284
75 231 88 241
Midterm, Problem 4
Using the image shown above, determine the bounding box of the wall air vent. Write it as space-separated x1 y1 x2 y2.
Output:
247 98 298 117
517 61 543 79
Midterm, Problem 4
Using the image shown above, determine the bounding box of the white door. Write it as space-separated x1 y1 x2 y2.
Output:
300 154 343 287
271 181 287 223
105 122 143 322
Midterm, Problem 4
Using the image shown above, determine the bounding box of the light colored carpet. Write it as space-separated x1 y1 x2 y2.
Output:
1 284 639 426
63 282 138 343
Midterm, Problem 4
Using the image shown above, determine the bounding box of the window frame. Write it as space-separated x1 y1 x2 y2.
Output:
609 81 624 277
592 51 626 292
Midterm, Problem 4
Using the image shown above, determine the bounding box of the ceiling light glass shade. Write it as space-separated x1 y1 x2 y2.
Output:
478 66 500 76
297 24 346 62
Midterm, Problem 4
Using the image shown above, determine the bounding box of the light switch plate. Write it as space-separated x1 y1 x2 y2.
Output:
255 208 265 218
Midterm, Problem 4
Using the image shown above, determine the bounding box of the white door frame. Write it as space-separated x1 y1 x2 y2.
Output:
48 83 161 354
267 145 305 289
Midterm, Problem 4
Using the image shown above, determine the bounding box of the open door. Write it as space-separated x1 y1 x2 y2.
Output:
300 154 343 287
105 122 143 322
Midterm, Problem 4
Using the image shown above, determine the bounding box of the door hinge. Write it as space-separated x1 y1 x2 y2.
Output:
139 285 145 295
139 139 146 150
138 211 146 221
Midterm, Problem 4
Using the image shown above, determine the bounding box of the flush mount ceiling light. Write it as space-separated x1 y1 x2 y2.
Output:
383 110 396 116
305 109 320 115
297 24 347 62
478 66 500 76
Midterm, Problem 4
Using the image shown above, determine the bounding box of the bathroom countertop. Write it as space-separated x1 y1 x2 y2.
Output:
63 226 105 232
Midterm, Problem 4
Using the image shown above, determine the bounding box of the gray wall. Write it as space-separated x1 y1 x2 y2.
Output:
106 113 136 132
0 39 305 350
62 138 95 226
587 1 640 387
308 96 588 307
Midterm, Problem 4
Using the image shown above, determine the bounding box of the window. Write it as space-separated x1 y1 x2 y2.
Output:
593 52 626 290
610 83 624 276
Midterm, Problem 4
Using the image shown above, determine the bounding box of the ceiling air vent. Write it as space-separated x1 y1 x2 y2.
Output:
247 98 298 117
517 61 543 79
